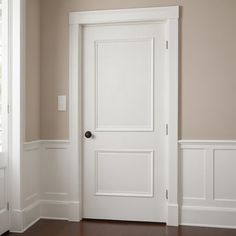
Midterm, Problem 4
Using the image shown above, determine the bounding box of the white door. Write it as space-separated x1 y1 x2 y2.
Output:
0 0 9 234
83 22 167 222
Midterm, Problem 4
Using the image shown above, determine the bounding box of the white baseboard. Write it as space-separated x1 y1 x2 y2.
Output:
181 206 236 229
167 204 179 226
22 201 41 231
41 200 69 221
11 200 81 233
68 201 81 221
11 201 41 233
41 200 80 221
11 210 23 233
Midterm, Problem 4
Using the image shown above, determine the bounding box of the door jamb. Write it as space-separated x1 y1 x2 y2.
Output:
69 6 179 226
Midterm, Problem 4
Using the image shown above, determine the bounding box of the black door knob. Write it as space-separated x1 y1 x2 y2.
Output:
85 131 92 138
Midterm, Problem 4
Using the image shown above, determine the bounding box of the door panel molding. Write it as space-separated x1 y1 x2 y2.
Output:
94 37 155 132
69 6 179 226
94 149 154 198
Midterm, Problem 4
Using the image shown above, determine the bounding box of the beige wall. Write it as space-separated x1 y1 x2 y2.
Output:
35 0 236 140
25 0 41 141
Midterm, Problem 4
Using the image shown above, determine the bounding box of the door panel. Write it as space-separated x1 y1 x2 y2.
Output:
83 23 167 222
95 150 154 197
95 38 154 131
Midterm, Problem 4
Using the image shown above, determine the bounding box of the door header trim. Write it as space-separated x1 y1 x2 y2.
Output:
69 6 179 25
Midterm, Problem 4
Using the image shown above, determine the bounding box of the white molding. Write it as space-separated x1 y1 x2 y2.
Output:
22 200 41 231
94 149 154 198
24 193 39 203
69 22 82 222
24 140 41 151
23 140 70 149
179 140 236 146
69 6 179 25
8 0 26 233
179 140 236 150
40 140 71 144
41 140 71 150
166 17 179 226
10 209 23 233
44 192 68 196
69 6 179 226
40 200 69 220
11 200 80 233
68 201 81 222
20 217 41 233
167 204 179 226
181 206 236 229
0 3 10 235
94 37 155 133
41 200 80 221
11 201 41 233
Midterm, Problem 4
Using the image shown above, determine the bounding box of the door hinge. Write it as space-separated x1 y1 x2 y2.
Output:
166 40 169 49
7 202 9 211
166 190 169 200
8 104 10 114
166 124 169 136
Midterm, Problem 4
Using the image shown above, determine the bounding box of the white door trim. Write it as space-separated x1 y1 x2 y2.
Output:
8 0 26 232
69 6 179 226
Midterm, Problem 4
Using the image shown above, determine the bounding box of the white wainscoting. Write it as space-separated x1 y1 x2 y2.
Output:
18 139 236 232
15 140 79 233
40 140 70 220
40 140 80 221
21 141 41 232
179 140 236 229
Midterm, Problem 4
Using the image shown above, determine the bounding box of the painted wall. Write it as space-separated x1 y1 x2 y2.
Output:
25 0 41 141
26 0 236 141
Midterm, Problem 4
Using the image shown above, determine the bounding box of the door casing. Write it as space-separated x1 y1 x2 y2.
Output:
0 0 10 234
69 6 179 226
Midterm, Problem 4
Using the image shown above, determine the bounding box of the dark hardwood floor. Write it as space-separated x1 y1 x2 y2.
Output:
7 219 236 236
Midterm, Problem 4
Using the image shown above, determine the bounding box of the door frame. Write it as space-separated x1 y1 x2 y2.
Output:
0 0 10 234
69 6 179 226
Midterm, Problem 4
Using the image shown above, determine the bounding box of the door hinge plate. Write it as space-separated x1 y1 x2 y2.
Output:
166 124 169 136
7 202 9 211
166 190 169 200
166 40 169 49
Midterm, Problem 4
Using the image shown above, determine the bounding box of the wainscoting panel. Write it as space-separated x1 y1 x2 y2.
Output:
181 148 206 200
23 141 41 208
21 141 41 232
214 149 236 201
40 140 72 220
41 141 70 202
18 140 79 233
179 140 236 228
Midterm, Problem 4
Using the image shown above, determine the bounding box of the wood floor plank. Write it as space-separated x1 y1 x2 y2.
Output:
7 219 236 236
